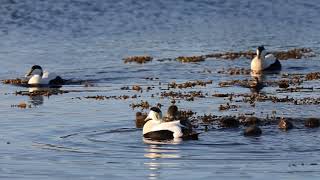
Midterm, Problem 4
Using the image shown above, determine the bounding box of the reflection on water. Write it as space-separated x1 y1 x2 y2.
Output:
28 87 61 93
27 87 62 106
29 94 44 106
144 144 181 180
250 73 266 94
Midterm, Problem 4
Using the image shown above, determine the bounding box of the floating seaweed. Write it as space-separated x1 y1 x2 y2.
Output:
219 116 240 128
130 100 150 110
241 116 261 126
132 85 142 91
273 48 315 60
206 51 256 60
217 68 251 75
305 118 320 128
176 56 205 63
212 93 232 98
11 102 32 109
15 90 69 97
82 95 137 100
278 80 290 88
205 48 314 60
123 56 153 64
2 78 28 85
219 103 240 111
120 85 143 91
305 72 320 81
278 118 294 130
218 79 259 88
160 91 206 101
168 80 212 89
244 125 262 136
241 93 320 105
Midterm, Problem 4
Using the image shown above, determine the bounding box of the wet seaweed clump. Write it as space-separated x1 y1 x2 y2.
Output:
278 80 290 89
305 72 320 81
276 86 314 93
188 114 219 125
219 103 240 111
179 110 196 120
278 118 294 131
132 85 142 91
273 48 314 60
242 94 320 105
217 68 251 75
2 78 28 85
219 116 239 128
130 100 150 110
121 85 143 91
305 118 320 128
168 80 212 89
218 79 255 88
161 91 206 101
242 116 260 126
83 95 135 100
205 48 314 60
176 56 205 63
136 112 147 128
212 93 231 98
123 56 153 64
11 102 31 109
206 51 256 60
244 125 262 137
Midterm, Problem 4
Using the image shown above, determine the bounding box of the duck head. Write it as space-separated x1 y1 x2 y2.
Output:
25 65 43 78
256 46 266 58
145 107 163 122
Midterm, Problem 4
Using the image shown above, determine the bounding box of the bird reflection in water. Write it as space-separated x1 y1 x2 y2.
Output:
27 87 61 106
249 72 266 94
29 94 44 106
144 144 181 180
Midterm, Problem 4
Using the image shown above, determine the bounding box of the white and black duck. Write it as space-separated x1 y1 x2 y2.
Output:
143 107 198 141
25 65 64 87
251 46 281 73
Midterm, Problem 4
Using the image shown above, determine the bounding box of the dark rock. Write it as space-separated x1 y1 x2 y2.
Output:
244 125 262 136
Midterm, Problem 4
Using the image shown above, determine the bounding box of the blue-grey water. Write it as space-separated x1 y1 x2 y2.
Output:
1 0 320 179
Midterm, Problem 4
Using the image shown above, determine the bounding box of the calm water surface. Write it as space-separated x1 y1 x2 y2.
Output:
0 0 320 179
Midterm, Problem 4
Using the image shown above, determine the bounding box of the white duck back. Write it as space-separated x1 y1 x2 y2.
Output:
150 120 184 138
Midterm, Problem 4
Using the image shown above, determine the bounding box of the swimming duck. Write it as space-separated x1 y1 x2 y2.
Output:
143 107 198 141
25 65 64 86
251 46 281 73
163 105 180 122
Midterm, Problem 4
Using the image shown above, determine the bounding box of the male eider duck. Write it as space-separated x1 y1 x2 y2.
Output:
143 107 198 141
251 46 281 73
25 65 64 86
